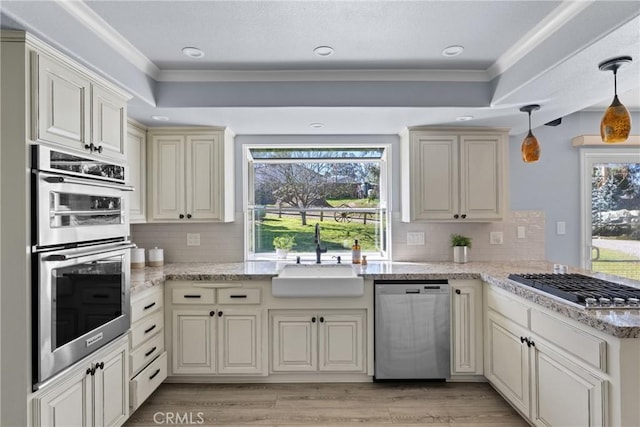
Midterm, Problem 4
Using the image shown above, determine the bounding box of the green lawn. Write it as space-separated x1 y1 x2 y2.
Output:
592 247 640 281
255 213 379 253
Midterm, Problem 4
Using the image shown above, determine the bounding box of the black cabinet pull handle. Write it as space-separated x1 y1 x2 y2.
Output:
218 311 223 317
455 289 461 295
149 369 161 380
230 295 247 299
187 213 192 219
179 214 185 219
145 346 157 357
209 311 215 316
183 294 202 299
143 302 156 311
144 324 157 334
311 317 316 323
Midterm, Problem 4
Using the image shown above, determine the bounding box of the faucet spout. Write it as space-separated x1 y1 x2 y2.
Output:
314 223 327 263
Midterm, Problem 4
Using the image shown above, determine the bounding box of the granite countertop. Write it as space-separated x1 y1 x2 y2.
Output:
130 260 640 338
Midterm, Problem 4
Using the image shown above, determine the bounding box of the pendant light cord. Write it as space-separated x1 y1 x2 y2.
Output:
613 69 618 96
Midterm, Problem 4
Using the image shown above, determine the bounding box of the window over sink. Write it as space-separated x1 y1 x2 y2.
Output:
244 145 390 261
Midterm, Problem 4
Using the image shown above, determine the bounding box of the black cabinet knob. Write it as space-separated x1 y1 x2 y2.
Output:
187 213 192 219
218 311 223 317
461 214 467 219
311 317 316 323
179 214 185 219
455 289 461 295
319 317 324 323
96 145 103 154
520 336 526 344
453 214 459 219
209 311 215 316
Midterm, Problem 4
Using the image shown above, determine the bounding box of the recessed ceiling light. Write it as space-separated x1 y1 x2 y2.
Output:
182 47 205 58
313 46 334 57
151 115 170 121
442 45 464 57
456 115 474 121
310 123 325 128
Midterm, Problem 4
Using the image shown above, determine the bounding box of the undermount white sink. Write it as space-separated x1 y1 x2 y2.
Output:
272 264 364 297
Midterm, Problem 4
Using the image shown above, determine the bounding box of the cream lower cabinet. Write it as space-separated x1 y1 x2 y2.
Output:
450 280 483 376
270 310 365 373
172 307 264 375
485 286 607 426
147 127 234 222
33 335 129 427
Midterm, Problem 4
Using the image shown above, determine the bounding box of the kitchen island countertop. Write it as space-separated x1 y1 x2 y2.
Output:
131 260 640 338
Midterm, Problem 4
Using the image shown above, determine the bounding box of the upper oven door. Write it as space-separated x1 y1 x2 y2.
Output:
33 170 132 249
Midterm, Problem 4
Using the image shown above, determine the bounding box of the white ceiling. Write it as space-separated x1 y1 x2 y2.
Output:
1 0 639 135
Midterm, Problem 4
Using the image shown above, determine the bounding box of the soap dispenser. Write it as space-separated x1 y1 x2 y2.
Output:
351 239 361 264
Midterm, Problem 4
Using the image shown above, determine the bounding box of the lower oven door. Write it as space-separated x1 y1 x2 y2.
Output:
34 241 134 388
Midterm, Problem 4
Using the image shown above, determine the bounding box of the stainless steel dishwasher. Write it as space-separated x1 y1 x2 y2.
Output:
374 279 450 381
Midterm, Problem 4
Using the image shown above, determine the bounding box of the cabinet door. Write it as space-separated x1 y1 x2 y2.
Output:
36 53 90 149
92 85 126 161
172 310 216 374
217 308 264 375
149 134 185 221
186 134 221 220
127 123 146 223
485 310 530 416
451 281 483 375
93 342 129 427
271 312 317 372
459 134 503 219
411 134 459 220
35 370 91 427
531 341 606 427
318 312 365 372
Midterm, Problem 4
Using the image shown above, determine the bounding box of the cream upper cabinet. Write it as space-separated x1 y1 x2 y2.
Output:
126 121 147 223
148 127 235 222
450 280 483 376
401 128 507 221
34 52 129 161
270 310 365 373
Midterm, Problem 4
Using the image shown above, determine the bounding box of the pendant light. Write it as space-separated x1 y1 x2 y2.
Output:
598 56 632 143
519 104 541 163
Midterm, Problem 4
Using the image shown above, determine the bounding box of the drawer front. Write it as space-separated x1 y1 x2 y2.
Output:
486 287 529 328
130 332 164 377
130 351 167 411
130 311 164 350
218 288 261 305
530 309 607 372
131 288 163 323
172 288 215 305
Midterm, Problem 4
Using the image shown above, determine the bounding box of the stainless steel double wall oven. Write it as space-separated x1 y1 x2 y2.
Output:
31 145 134 388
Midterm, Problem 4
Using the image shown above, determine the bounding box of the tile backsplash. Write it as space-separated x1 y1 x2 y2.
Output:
131 211 545 263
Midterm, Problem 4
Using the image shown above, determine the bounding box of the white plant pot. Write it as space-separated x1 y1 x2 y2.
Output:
453 246 468 263
276 248 289 259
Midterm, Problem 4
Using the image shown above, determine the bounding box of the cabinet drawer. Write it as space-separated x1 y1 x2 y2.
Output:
172 288 215 304
130 332 164 376
131 288 163 323
530 309 607 372
218 288 261 304
130 311 164 350
486 287 529 328
130 352 167 411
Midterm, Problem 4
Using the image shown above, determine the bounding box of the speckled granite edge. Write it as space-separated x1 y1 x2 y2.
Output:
130 260 640 338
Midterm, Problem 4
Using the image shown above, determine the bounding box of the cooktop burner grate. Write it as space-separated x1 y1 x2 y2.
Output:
507 273 640 308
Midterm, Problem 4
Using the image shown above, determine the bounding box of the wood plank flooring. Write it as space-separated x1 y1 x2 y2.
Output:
124 382 528 426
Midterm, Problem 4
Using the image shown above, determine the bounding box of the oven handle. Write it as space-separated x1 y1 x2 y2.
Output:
43 242 136 261
43 175 134 192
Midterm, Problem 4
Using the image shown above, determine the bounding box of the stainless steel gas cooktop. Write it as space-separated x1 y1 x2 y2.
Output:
508 273 640 309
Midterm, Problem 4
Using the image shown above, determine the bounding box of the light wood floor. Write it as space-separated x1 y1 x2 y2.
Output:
124 382 528 426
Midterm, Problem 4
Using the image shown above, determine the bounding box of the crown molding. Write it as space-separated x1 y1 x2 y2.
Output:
55 0 160 79
487 0 593 79
157 69 490 83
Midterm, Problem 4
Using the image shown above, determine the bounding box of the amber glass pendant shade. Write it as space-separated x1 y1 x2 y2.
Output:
598 56 633 143
519 104 541 163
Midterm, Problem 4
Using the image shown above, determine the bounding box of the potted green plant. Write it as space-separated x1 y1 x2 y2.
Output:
450 233 472 263
273 235 295 259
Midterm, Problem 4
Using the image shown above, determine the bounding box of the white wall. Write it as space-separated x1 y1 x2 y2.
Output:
509 110 640 266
